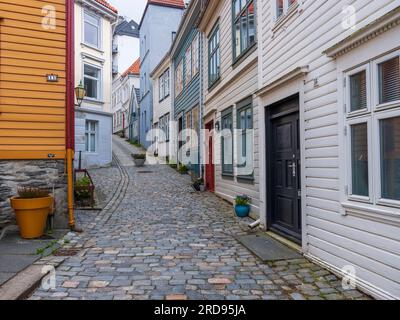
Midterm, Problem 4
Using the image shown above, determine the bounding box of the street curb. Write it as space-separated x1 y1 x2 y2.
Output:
0 259 64 300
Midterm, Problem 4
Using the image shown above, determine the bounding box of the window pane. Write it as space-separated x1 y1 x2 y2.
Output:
84 77 97 99
90 134 96 152
380 117 400 201
85 133 89 151
379 57 400 104
351 123 369 197
349 70 367 112
277 0 284 17
84 65 99 78
234 0 241 17
235 21 241 57
248 2 255 46
222 114 233 173
240 11 248 52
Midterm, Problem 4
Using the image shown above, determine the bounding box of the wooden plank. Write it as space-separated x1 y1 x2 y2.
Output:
0 0 66 12
0 113 65 123
0 97 65 107
0 57 65 71
0 150 65 159
1 50 65 64
1 42 65 56
0 34 65 49
0 129 65 138
0 25 66 42
0 89 65 100
0 81 66 93
0 66 66 78
0 73 66 86
0 4 66 21
0 19 65 35
0 145 65 151
0 121 65 130
0 137 65 145
0 105 65 115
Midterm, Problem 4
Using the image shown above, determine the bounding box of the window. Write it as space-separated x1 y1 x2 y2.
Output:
345 51 400 206
84 11 101 48
159 113 170 142
221 109 234 175
276 0 297 19
85 121 97 153
192 34 200 77
378 57 400 104
185 46 192 86
191 106 199 149
208 25 220 87
84 64 101 100
233 0 255 60
175 60 183 96
159 69 170 101
237 98 253 177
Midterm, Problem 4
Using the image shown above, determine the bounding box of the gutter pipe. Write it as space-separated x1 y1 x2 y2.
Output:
66 0 76 229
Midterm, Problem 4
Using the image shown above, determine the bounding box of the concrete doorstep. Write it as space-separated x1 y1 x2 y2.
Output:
0 265 49 300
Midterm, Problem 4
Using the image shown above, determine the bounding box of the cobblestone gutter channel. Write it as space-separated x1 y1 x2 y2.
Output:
27 137 370 300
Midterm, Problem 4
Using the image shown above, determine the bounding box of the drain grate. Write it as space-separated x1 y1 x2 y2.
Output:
53 249 81 257
137 171 153 174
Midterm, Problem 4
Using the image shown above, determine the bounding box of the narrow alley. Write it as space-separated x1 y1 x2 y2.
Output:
29 136 368 301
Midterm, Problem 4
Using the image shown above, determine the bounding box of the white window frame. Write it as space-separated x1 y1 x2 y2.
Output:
345 63 371 117
374 107 400 208
83 63 102 101
372 50 400 111
85 120 98 153
273 0 299 21
346 117 373 204
83 10 102 50
344 51 400 209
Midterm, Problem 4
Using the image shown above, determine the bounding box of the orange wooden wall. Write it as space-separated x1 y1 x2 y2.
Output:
0 0 67 160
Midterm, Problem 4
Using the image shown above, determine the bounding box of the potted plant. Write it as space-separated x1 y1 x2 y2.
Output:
178 164 188 174
75 176 95 208
193 178 205 192
234 195 251 218
10 187 53 239
132 153 146 167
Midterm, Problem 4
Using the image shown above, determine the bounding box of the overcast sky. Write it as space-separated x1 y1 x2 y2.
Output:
107 0 147 23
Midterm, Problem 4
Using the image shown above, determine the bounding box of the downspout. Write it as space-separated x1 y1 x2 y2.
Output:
66 0 76 230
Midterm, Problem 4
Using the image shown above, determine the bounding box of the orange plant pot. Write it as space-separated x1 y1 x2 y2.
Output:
10 196 53 239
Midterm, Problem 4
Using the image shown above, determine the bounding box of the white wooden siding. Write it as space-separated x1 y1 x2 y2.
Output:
259 0 400 299
201 0 260 216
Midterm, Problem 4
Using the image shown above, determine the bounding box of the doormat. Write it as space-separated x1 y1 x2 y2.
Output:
236 233 302 262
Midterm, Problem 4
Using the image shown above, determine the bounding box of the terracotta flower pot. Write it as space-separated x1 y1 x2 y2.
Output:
10 196 53 239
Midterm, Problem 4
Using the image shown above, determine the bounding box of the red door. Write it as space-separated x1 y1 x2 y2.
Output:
205 121 215 192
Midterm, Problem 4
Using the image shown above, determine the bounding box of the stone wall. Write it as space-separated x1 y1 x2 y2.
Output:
0 160 68 228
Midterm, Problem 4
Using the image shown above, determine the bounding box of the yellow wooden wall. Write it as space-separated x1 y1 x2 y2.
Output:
0 0 66 160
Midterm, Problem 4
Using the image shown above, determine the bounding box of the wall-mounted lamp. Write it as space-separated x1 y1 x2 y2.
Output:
74 81 86 107
215 121 220 132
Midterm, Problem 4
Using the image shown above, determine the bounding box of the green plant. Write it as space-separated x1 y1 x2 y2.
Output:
75 177 91 199
17 187 50 199
132 153 146 160
178 164 188 174
130 140 142 148
235 195 251 206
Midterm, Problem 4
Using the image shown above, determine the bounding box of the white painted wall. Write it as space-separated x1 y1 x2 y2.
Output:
257 0 400 299
199 0 260 218
74 0 117 167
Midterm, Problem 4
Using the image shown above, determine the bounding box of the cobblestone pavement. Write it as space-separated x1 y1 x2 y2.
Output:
29 136 370 300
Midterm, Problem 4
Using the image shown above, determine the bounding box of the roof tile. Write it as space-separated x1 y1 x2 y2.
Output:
94 0 118 14
122 58 140 77
148 0 186 9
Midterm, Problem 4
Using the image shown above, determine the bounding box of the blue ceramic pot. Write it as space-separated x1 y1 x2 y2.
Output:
235 205 250 218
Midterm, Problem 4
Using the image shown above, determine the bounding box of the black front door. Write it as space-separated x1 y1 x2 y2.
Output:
268 97 302 243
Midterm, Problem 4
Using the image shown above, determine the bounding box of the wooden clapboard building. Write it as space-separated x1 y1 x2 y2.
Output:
0 0 74 228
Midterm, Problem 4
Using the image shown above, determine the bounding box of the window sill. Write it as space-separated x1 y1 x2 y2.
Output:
237 175 255 184
341 201 400 226
84 98 104 105
272 4 299 34
232 43 257 70
81 42 104 54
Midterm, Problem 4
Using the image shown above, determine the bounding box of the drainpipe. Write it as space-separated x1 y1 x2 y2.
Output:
66 0 75 230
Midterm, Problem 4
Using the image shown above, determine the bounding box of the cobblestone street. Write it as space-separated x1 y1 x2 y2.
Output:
29 136 369 300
